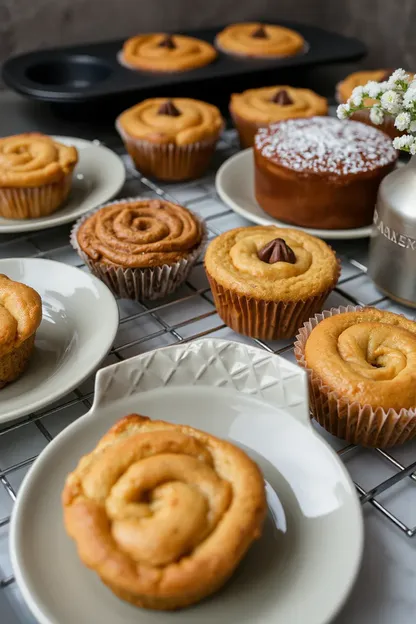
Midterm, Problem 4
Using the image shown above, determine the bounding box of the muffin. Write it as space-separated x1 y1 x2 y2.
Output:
254 117 398 230
295 306 416 448
62 413 267 610
230 85 328 148
116 98 224 182
72 198 206 300
0 133 78 220
215 22 305 58
0 274 42 387
204 225 339 340
121 33 217 72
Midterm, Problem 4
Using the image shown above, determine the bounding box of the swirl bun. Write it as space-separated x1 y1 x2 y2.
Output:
62 414 266 610
216 23 305 58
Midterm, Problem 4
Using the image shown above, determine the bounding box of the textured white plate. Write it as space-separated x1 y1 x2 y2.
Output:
10 339 363 624
215 148 373 240
0 257 118 422
0 136 125 233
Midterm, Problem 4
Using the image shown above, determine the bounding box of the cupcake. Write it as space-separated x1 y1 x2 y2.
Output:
230 85 328 148
204 225 339 340
72 198 206 300
295 306 416 448
116 98 224 182
121 33 217 72
0 274 42 387
0 133 78 219
215 22 305 58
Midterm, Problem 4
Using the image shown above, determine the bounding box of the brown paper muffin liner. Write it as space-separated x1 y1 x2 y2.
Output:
116 120 222 182
229 110 266 149
0 173 72 220
0 334 36 388
294 305 416 448
70 198 207 301
205 257 340 341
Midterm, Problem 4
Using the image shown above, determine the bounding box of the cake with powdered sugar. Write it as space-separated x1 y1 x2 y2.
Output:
254 116 398 230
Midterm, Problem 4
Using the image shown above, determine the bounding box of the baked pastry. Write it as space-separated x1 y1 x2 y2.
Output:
295 306 416 447
72 198 205 300
254 117 398 230
121 33 217 72
230 85 328 148
62 413 266 610
0 274 42 387
204 225 339 340
116 98 224 181
0 133 78 219
215 22 305 58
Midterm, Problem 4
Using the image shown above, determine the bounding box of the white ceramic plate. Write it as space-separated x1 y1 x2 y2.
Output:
0 136 125 233
216 148 374 240
0 257 118 423
10 339 363 624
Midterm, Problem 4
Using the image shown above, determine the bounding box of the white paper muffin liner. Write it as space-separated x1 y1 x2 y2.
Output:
0 174 72 220
294 305 416 448
70 197 207 301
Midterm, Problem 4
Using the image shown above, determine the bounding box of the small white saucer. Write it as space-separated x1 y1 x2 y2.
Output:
0 257 118 423
215 148 373 240
0 136 125 234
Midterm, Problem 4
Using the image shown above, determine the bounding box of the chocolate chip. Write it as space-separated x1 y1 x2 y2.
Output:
158 35 176 49
251 25 268 39
157 100 181 117
270 89 294 105
258 238 296 264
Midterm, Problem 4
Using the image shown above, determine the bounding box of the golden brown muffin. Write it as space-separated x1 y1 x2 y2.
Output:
215 22 305 58
230 85 328 148
72 198 205 300
62 413 267 610
0 133 78 219
121 33 217 72
116 98 224 181
295 307 416 447
254 117 398 230
0 274 42 387
204 225 339 340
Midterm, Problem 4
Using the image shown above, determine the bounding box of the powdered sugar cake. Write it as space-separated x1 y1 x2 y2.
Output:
254 117 398 230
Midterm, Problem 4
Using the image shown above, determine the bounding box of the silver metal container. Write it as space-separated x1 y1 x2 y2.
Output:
369 156 416 308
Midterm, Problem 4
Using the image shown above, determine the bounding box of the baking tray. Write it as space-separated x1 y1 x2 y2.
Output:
2 21 365 109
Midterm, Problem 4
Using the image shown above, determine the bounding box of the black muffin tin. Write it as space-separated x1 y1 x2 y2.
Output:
2 21 365 115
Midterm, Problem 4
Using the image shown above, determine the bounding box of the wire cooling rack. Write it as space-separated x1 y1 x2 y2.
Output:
0 129 415 623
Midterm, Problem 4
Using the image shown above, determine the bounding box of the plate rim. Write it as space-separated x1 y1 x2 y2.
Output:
9 337 364 624
215 148 374 241
0 135 126 234
0 256 119 422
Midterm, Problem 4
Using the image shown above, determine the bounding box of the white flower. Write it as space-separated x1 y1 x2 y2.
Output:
394 111 411 130
365 81 383 99
387 68 410 87
410 120 416 132
410 140 416 155
370 106 384 125
393 134 414 150
351 86 364 106
337 103 350 120
403 88 416 109
380 90 402 114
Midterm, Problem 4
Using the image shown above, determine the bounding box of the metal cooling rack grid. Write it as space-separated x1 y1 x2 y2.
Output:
0 129 415 623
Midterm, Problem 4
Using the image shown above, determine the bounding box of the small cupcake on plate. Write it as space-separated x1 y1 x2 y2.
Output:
295 306 416 448
116 98 224 182
204 225 339 340
71 198 206 300
0 133 78 219
215 22 305 58
230 85 328 148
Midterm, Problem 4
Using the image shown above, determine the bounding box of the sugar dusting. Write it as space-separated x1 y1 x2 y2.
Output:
255 117 398 175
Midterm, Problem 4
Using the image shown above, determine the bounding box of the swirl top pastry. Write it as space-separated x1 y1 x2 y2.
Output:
215 22 305 57
0 274 42 357
117 98 224 145
230 86 328 123
77 199 204 268
304 308 416 411
121 33 217 72
62 414 266 610
0 133 78 188
204 226 339 300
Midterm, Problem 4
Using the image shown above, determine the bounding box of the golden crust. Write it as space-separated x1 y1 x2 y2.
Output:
62 414 267 610
122 33 217 72
304 308 416 411
0 274 42 358
204 226 339 302
216 23 305 57
0 133 78 188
